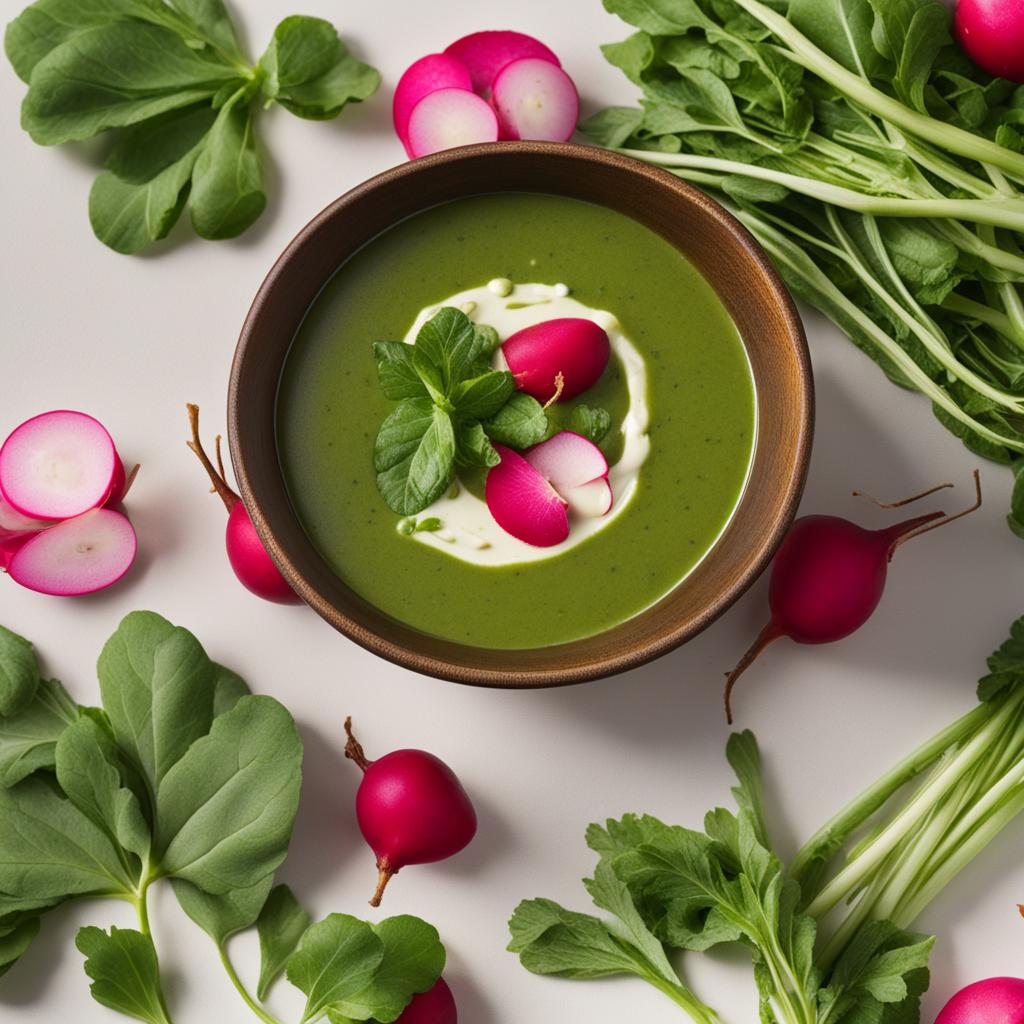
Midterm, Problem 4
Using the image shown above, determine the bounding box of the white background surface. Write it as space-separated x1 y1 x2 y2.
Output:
1 1 1022 1022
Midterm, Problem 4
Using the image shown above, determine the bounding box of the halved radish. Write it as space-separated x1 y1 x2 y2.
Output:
485 444 569 547
8 508 136 596
525 432 612 517
0 498 48 570
394 54 474 156
444 31 560 96
491 57 579 142
0 410 122 520
406 88 499 158
502 318 610 403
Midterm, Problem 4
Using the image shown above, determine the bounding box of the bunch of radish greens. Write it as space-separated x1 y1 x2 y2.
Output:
583 0 1024 537
509 615 1024 1024
0 613 446 1024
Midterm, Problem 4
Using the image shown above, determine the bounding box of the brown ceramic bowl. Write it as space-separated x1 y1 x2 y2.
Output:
229 141 812 687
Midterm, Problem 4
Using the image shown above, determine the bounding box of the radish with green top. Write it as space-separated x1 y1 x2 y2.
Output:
444 30 559 95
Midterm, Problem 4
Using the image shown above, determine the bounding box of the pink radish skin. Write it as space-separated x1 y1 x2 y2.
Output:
934 977 1024 1024
397 977 458 1024
485 444 569 547
186 404 300 605
444 30 560 96
8 508 136 596
956 0 1024 82
525 431 612 517
491 58 579 142
0 410 121 520
723 474 983 723
502 318 610 403
406 88 499 158
344 717 477 908
394 54 474 156
0 498 49 571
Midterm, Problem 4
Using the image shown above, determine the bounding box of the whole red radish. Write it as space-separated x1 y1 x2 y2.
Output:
185 404 300 605
934 977 1024 1024
344 717 477 907
724 474 982 723
956 0 1024 82
444 30 560 96
501 318 610 403
398 977 458 1024
394 54 474 156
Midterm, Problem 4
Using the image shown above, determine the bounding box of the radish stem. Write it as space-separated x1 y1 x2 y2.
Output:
852 481 953 509
186 404 239 512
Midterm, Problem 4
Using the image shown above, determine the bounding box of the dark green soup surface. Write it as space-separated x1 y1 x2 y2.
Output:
277 193 755 648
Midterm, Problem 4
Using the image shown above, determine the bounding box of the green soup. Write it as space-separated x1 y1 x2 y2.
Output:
277 193 755 648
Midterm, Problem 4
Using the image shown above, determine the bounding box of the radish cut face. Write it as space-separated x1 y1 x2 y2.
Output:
485 445 569 547
502 318 610 402
0 410 118 520
491 58 579 142
525 431 612 518
0 497 49 570
406 88 500 157
393 54 474 155
8 508 136 596
444 30 560 96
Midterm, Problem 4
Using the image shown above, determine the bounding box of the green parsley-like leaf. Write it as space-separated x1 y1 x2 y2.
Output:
372 342 428 401
0 676 78 789
568 405 613 445
171 875 273 946
257 884 311 1000
0 625 39 718
451 371 515 420
978 615 1024 701
374 399 456 516
484 393 548 449
0 915 40 979
456 421 501 469
76 925 172 1024
414 308 481 394
473 323 502 357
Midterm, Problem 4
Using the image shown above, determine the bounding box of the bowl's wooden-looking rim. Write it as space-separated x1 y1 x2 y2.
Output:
229 141 813 688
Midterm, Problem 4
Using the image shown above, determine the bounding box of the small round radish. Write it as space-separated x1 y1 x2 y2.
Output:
344 717 477 908
524 431 612 517
956 0 1024 83
723 474 983 723
0 410 123 520
398 977 458 1024
502 318 610 404
491 58 579 142
935 977 1024 1024
186 404 300 605
8 508 136 596
444 30 560 96
406 88 499 158
485 444 569 547
394 54 474 156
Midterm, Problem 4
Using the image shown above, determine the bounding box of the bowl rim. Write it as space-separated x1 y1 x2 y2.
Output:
229 140 813 687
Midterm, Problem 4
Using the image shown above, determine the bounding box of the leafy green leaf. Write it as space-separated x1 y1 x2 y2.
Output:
0 678 77 787
451 371 515 419
484 393 548 449
372 342 428 401
257 884 311 1000
0 625 39 717
171 875 273 945
456 421 501 469
568 405 613 445
413 308 480 395
978 615 1024 701
787 0 886 80
601 0 708 36
212 663 250 716
0 915 40 978
580 106 645 147
473 324 502 357
602 31 655 83
76 925 172 1024
167 0 242 59
726 730 770 848
156 695 301 894
374 399 456 516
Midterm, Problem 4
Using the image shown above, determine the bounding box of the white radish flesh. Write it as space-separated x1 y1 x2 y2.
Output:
393 54 474 155
406 88 499 157
491 58 579 142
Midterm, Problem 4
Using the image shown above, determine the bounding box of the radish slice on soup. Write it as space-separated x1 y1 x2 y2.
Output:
444 30 560 96
525 432 612 517
8 508 136 596
0 410 122 520
406 88 500 157
393 54 473 155
491 58 579 142
502 318 610 403
485 445 569 547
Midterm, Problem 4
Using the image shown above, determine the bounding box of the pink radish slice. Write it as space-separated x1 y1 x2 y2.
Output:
485 445 568 547
406 88 499 157
8 508 136 596
393 54 473 156
502 318 610 403
0 498 49 570
444 30 560 96
491 58 579 142
525 431 612 517
0 410 119 520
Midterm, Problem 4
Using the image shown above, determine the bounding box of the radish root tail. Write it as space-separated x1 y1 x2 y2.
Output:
853 480 953 508
343 716 371 772
543 371 565 409
185 404 239 512
121 463 142 500
723 623 782 725
370 862 395 908
890 470 982 553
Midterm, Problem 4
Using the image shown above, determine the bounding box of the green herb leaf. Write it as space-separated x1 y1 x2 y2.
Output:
456 421 501 469
374 399 456 516
256 884 311 1000
978 616 1024 701
171 875 273 945
473 323 502 357
372 342 428 401
0 915 40 978
580 106 644 147
568 405 613 445
725 729 770 848
167 0 242 59
451 371 515 419
212 663 250 715
413 308 481 395
76 925 172 1024
0 625 40 718
484 393 548 449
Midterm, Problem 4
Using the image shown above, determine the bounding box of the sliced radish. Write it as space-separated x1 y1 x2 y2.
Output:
491 57 579 142
485 445 568 547
502 318 610 403
393 54 474 156
525 431 612 517
0 498 49 570
444 31 560 96
8 508 136 596
406 88 500 157
0 410 120 520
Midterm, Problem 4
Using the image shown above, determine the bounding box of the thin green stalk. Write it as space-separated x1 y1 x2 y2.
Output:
882 128 1000 199
134 883 175 1024
645 972 723 1024
942 293 1024 347
728 0 1024 180
218 943 284 1024
932 221 1024 280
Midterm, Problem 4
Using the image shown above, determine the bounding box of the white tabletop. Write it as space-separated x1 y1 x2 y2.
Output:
1 1 1022 1022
